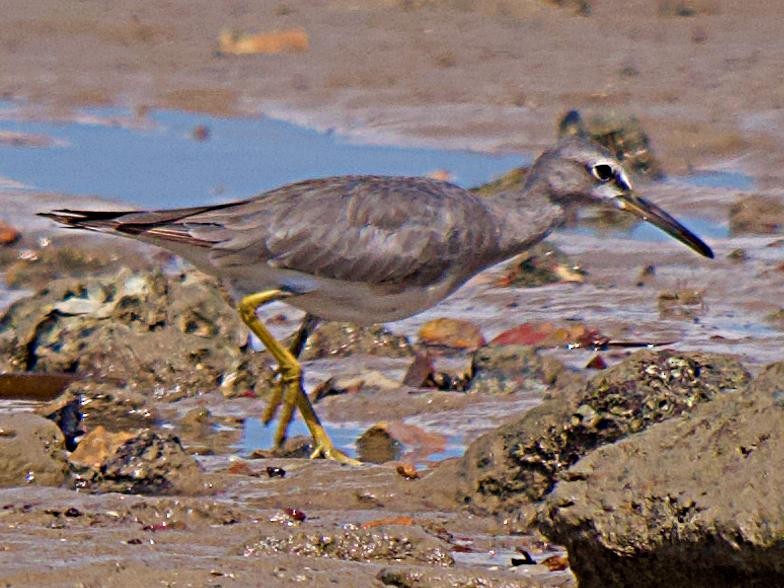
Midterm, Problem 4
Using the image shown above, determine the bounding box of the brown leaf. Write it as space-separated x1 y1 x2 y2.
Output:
218 28 309 55
361 515 415 529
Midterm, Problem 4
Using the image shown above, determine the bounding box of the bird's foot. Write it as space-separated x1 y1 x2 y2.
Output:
264 373 359 465
310 435 360 465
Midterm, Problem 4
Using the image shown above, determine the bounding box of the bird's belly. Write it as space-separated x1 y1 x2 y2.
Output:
224 264 460 324
291 280 457 324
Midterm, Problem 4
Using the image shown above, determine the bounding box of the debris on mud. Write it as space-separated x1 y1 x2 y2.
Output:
0 269 274 399
377 564 556 587
657 288 705 320
300 321 413 360
0 413 68 487
69 427 204 495
540 360 784 588
243 523 454 566
729 194 784 235
448 350 750 517
1 235 160 290
496 244 585 288
217 28 310 56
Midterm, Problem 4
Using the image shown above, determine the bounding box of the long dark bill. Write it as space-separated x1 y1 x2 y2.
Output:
615 193 714 259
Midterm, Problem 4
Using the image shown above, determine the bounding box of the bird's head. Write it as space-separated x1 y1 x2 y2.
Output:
527 136 714 258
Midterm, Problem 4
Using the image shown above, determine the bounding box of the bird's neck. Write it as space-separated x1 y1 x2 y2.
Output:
483 177 565 260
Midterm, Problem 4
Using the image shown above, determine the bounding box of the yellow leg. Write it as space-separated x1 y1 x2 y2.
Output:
261 313 320 427
238 291 358 464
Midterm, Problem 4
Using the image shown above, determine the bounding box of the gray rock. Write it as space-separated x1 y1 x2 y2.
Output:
467 345 555 395
71 429 204 495
540 361 784 588
451 350 749 516
729 194 784 236
0 269 271 399
0 413 68 486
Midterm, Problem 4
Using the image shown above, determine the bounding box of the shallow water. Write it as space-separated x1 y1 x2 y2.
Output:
0 102 523 206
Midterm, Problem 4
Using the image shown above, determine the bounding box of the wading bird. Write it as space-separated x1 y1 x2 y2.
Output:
41 133 713 463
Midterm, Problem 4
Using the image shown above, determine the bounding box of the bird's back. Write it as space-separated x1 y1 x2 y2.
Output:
151 175 502 290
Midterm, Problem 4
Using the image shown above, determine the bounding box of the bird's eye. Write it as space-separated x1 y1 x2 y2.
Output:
591 164 614 182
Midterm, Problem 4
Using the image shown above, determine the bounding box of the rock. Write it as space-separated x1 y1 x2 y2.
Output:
496 243 585 288
418 318 485 350
0 269 271 399
658 288 705 320
467 345 567 395
357 421 448 465
449 350 749 516
0 220 20 246
357 424 403 464
300 321 413 360
584 354 606 370
35 389 82 450
249 435 313 459
71 382 157 431
0 413 68 486
401 353 472 392
178 406 212 432
70 428 204 495
558 109 664 179
490 322 608 350
310 371 400 403
540 361 784 588
729 194 784 236
69 426 136 469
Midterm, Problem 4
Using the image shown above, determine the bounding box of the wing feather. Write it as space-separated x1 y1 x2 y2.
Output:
195 176 499 287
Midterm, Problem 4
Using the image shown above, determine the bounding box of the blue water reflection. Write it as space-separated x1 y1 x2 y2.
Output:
0 103 524 207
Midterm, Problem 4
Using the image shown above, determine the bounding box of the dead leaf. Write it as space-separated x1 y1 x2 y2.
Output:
361 515 415 529
218 28 309 55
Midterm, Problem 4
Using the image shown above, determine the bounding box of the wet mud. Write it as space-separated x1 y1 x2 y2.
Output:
2 0 784 585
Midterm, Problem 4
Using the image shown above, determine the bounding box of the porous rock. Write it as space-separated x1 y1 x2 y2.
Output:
450 349 750 516
70 428 204 495
539 360 784 588
0 269 272 399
